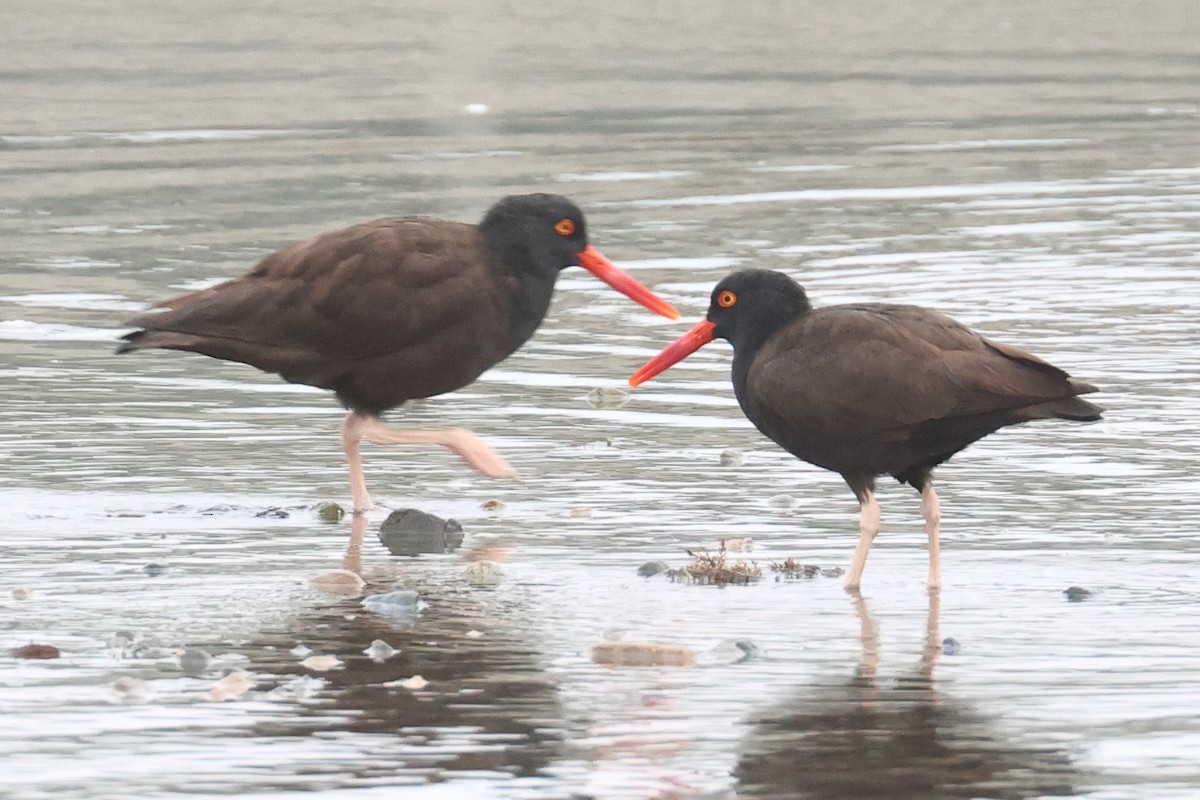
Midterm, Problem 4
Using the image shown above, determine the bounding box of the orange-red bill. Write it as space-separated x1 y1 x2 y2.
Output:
577 246 680 320
629 319 717 387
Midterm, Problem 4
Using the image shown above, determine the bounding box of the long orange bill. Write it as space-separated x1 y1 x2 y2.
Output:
576 246 680 320
629 319 717 387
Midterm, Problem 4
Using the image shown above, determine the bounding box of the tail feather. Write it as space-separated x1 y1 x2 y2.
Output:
1027 394 1104 422
115 330 145 354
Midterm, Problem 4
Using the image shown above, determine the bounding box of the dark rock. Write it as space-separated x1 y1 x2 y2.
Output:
735 640 762 662
1063 586 1093 602
143 561 169 577
637 560 671 577
178 648 212 675
378 509 464 557
942 637 961 656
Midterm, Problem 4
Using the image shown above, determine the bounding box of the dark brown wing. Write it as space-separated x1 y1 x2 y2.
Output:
742 303 1099 474
120 218 514 409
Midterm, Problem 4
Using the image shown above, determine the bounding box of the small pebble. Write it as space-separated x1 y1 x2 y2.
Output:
719 448 744 467
361 590 422 615
267 675 327 702
1063 586 1093 602
767 495 796 510
464 103 489 115
12 644 60 659
143 561 169 577
255 507 290 519
290 644 313 658
820 567 845 578
315 501 345 523
309 570 366 595
208 670 254 701
108 676 151 704
363 639 398 662
586 386 631 409
465 630 484 639
177 648 212 675
637 560 670 577
570 506 593 518
481 498 505 511
942 637 962 656
462 561 505 587
300 654 343 672
592 642 695 668
11 586 32 601
107 631 138 657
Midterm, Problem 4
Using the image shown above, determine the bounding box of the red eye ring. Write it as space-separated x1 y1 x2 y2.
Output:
717 290 737 308
554 218 576 236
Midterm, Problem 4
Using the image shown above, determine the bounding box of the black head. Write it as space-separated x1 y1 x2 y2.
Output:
478 193 589 275
706 269 811 352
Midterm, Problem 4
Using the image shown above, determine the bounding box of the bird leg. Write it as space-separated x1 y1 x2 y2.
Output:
340 411 517 514
843 491 880 592
922 482 942 592
341 412 375 514
360 418 516 478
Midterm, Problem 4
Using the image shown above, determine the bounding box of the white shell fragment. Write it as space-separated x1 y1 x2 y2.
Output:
309 570 366 595
299 654 343 672
383 675 428 690
363 639 398 662
207 670 254 702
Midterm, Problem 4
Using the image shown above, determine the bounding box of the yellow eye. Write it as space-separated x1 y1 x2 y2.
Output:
717 290 737 308
554 218 576 236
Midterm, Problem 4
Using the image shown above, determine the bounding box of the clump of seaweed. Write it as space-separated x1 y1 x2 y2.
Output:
769 557 820 579
768 558 844 581
679 540 762 585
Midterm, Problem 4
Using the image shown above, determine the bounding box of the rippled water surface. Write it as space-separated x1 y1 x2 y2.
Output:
2 2 1199 798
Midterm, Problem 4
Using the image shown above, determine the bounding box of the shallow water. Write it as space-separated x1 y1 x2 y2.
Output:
2 2 1199 798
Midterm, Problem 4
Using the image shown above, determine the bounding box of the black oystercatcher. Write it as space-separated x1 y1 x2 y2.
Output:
629 269 1101 591
119 193 679 512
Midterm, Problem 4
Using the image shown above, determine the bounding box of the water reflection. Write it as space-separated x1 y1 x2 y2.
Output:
735 594 1080 799
238 514 567 780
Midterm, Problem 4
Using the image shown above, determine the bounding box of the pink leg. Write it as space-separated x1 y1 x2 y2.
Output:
360 419 516 479
922 483 942 592
341 412 374 514
339 411 516 513
844 491 881 592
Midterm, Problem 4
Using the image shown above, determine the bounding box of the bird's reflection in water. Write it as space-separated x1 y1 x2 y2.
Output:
242 513 567 781
735 593 1081 800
